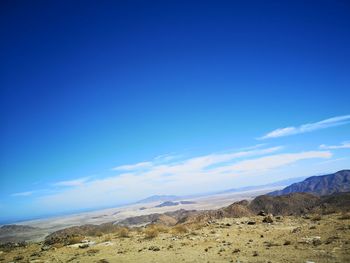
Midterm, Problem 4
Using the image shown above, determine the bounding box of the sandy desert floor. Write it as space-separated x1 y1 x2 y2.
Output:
1 213 349 263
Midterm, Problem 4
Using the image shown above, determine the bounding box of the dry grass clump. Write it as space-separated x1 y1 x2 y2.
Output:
116 227 130 238
171 224 188 235
187 222 204 231
66 235 84 245
52 243 64 249
87 248 100 255
90 230 104 237
338 212 350 220
152 224 170 233
311 214 322 221
134 227 144 233
143 226 159 239
102 234 112 242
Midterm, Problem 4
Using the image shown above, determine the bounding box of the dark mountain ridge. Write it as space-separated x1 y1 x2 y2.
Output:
269 170 350 196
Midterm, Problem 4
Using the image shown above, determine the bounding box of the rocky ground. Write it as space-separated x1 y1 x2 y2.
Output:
1 213 349 263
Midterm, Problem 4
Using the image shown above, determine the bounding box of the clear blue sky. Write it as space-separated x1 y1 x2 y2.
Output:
1 0 350 223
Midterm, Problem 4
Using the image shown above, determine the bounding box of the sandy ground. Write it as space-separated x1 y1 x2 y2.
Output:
1 213 349 263
6 188 280 243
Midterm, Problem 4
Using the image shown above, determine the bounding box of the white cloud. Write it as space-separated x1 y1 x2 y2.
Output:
213 151 332 174
111 161 153 171
53 177 90 187
35 147 331 211
316 157 349 165
319 141 350 150
260 115 350 139
12 191 34 197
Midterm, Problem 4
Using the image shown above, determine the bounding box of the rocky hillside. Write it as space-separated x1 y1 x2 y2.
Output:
249 193 320 215
117 209 195 226
269 170 350 196
41 191 350 245
0 225 37 235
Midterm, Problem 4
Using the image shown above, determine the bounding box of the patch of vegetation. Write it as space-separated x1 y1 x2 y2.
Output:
171 224 188 235
338 212 350 220
116 227 130 238
144 226 159 239
311 214 322 221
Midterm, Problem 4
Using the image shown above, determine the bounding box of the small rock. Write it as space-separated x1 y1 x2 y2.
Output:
13 255 24 261
258 210 267 216
232 248 240 253
284 240 291 246
148 246 160 251
79 243 89 249
263 214 274 223
247 221 256 225
41 245 51 251
325 236 339 244
253 251 259 257
292 227 301 233
30 252 41 257
312 239 322 246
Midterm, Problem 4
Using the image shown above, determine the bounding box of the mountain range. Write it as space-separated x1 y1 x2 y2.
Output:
269 170 350 196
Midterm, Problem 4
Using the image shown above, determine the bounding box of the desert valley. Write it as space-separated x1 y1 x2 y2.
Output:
0 170 349 263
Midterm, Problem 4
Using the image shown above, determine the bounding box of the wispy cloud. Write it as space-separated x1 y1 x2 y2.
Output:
111 161 153 171
319 141 350 150
259 115 350 139
53 177 90 187
11 191 34 197
213 151 332 174
35 146 331 211
317 157 349 165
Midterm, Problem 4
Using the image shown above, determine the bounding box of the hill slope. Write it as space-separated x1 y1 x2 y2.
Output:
269 170 350 196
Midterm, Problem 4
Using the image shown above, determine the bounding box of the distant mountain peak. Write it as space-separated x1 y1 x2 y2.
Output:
136 195 179 204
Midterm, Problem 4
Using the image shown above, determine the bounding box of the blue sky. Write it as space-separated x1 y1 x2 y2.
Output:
0 0 350 222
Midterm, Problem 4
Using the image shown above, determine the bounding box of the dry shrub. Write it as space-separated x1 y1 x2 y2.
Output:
87 228 104 237
144 227 159 239
311 215 322 221
188 222 204 231
171 224 188 235
66 235 84 245
134 227 144 233
102 234 112 242
152 224 169 233
87 248 100 255
52 243 64 249
117 227 130 238
338 212 350 220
